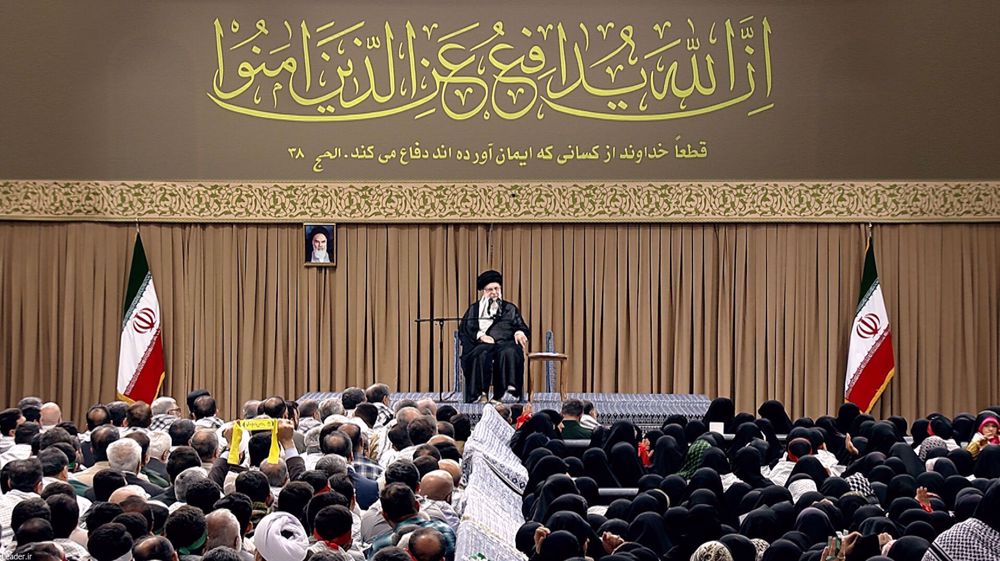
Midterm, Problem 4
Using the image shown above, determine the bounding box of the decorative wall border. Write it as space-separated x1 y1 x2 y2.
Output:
0 180 998 222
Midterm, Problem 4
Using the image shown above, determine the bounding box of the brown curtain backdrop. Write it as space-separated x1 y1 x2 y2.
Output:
1 222 998 425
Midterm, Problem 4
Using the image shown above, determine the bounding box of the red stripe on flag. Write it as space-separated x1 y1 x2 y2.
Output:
126 332 165 403
846 331 895 413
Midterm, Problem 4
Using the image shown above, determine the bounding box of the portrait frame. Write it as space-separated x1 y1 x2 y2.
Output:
304 223 336 267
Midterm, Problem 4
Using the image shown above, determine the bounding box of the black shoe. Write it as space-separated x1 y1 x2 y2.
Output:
508 386 525 400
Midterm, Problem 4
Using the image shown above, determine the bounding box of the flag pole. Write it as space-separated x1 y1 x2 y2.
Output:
845 223 895 413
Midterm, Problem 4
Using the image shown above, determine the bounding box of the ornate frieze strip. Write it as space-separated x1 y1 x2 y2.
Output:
0 181 997 223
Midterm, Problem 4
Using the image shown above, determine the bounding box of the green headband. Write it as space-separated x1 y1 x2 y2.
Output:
177 530 208 555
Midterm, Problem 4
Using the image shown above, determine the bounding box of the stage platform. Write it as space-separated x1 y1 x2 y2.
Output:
297 391 712 431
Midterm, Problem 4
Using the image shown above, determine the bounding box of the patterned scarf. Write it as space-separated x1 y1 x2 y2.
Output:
923 518 1000 561
750 538 769 560
845 473 876 500
678 439 711 479
691 540 735 561
919 436 949 461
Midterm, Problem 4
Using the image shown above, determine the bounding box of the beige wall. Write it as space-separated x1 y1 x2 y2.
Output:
1 1 998 182
1 222 998 424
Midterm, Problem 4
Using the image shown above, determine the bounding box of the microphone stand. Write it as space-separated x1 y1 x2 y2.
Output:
414 316 478 402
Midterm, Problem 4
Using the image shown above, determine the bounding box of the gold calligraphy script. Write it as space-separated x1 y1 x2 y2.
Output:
295 139 710 173
208 16 774 122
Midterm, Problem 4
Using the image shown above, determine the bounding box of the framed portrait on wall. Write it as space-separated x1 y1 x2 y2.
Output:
304 224 336 267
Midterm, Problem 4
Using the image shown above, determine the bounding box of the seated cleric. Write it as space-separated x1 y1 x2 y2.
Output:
459 270 530 403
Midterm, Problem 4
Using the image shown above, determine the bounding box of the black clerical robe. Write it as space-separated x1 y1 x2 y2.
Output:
459 300 530 402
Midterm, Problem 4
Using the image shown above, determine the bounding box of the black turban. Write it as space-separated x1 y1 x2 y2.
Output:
477 269 502 290
308 225 332 243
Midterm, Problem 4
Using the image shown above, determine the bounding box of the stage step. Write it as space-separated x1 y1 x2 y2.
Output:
297 391 711 431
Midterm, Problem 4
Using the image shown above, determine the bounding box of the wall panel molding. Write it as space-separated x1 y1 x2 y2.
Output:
1 180 998 223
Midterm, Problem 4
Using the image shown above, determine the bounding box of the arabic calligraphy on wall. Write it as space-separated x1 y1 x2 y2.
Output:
296 139 709 173
209 15 773 122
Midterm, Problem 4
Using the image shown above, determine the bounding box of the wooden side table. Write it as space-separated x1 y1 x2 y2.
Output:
526 352 568 401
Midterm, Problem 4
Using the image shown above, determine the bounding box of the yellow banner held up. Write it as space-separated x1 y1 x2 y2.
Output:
227 419 280 465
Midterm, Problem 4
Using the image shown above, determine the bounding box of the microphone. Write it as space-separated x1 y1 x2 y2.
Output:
492 298 503 319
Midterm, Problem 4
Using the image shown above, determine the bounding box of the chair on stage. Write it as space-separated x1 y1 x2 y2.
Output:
453 329 564 402
527 329 567 401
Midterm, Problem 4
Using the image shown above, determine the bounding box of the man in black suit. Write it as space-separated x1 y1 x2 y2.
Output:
459 270 530 403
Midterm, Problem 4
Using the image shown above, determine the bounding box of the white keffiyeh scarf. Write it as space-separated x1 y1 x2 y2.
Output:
922 518 1000 561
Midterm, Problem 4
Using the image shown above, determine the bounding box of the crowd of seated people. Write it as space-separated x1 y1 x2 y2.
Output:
0 385 471 561
512 398 1000 561
1 388 999 561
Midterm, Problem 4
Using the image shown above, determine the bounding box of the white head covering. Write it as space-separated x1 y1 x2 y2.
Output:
691 541 734 561
253 512 308 561
788 478 818 503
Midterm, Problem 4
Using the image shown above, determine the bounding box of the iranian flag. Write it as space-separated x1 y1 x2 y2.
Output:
117 233 165 403
844 236 895 413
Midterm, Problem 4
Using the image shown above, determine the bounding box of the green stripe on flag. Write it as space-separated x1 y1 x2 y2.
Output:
123 233 150 318
855 239 879 315
122 275 151 331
